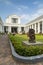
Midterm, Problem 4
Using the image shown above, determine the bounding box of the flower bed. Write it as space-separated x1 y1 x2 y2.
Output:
9 34 43 56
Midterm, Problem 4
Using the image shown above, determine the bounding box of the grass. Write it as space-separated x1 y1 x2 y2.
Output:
9 34 43 56
36 34 43 42
11 34 43 42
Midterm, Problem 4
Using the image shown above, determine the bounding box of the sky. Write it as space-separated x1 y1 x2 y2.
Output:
0 0 43 24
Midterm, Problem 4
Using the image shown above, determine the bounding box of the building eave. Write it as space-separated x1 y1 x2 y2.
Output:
26 15 43 25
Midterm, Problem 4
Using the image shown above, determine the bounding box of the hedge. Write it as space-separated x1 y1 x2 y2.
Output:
9 34 43 56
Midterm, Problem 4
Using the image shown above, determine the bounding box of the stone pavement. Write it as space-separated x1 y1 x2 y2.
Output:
0 34 43 65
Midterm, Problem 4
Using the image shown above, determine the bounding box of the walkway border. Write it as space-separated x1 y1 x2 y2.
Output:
9 40 43 63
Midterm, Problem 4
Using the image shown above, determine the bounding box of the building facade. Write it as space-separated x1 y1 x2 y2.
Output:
25 15 43 34
4 15 25 34
0 15 43 34
0 17 4 33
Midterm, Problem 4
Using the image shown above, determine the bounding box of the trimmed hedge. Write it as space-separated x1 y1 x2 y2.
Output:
9 34 43 56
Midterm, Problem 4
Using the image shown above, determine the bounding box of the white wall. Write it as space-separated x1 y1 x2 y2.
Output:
4 15 43 34
5 15 20 24
0 24 3 32
25 16 43 34
17 26 21 33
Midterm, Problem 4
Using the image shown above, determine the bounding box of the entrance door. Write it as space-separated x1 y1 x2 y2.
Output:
11 27 17 33
4 26 8 33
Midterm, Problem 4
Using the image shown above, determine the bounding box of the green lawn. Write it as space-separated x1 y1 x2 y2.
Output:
9 34 43 56
36 34 43 42
12 34 43 42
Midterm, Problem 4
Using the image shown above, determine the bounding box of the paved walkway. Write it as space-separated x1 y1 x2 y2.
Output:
0 34 43 65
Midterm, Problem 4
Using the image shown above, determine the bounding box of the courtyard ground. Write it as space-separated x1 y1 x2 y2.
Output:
0 34 43 65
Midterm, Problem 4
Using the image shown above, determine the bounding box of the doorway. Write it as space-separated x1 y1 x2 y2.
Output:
4 26 8 33
11 27 18 33
21 27 24 32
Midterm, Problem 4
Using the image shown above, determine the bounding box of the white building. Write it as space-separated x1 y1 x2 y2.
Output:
0 17 4 33
0 15 43 34
25 15 43 34
4 15 25 33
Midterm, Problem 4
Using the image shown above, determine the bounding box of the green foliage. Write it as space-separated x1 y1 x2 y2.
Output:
0 32 5 35
9 34 43 56
36 34 43 42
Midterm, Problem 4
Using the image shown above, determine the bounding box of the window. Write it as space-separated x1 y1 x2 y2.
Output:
36 23 38 33
12 18 18 23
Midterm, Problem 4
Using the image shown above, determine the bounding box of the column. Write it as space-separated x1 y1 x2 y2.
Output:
8 26 11 33
35 23 36 34
18 26 21 33
25 26 29 33
38 22 40 33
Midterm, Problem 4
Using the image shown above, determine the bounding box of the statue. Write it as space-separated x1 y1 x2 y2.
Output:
28 29 36 43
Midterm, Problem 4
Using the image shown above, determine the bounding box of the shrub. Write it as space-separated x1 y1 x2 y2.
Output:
9 34 43 56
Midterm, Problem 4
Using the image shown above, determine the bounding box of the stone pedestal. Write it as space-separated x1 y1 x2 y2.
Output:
22 41 43 46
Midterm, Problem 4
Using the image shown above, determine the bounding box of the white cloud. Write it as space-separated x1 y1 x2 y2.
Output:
19 14 30 24
17 7 22 11
33 1 39 5
20 7 43 24
28 8 43 22
38 4 43 9
32 2 43 19
17 5 29 11
32 8 43 18
5 0 12 5
0 0 43 24
0 0 13 5
30 9 43 21
21 14 29 20
20 1 43 23
21 5 29 9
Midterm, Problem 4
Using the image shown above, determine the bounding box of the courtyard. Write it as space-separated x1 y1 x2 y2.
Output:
0 34 43 65
0 0 43 64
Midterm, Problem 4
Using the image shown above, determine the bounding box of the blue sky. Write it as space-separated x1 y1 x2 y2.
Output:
0 0 43 24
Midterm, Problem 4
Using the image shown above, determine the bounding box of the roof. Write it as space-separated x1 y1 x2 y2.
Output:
26 15 43 25
6 14 20 19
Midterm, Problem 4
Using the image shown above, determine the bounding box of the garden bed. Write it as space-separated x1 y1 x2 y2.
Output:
9 34 43 63
22 41 43 46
